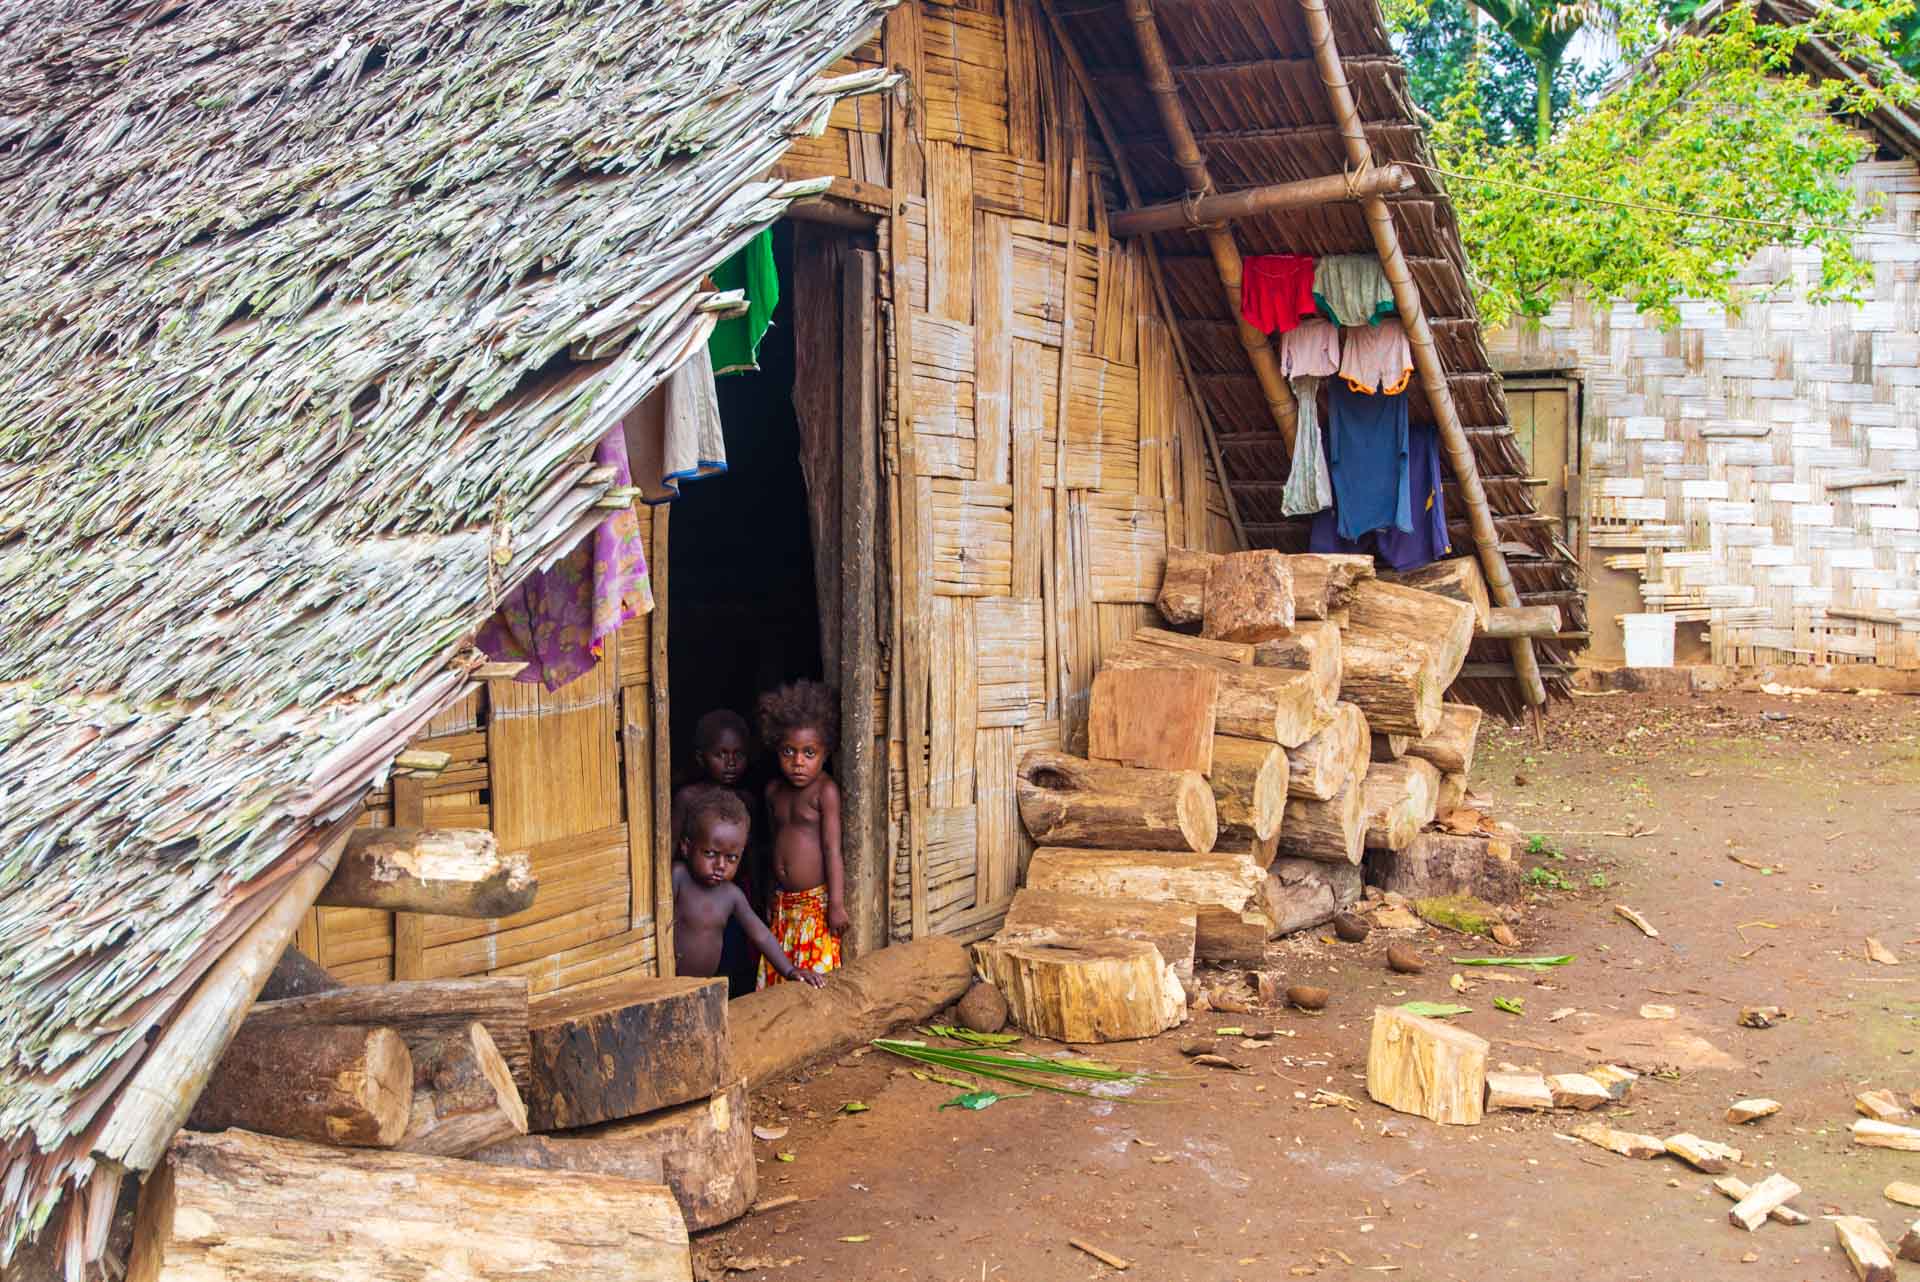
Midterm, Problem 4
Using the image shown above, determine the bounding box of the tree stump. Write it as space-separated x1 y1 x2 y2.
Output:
996 888 1199 983
1366 1005 1487 1125
1023 848 1276 963
1016 750 1217 852
972 939 1186 1043
1365 832 1522 904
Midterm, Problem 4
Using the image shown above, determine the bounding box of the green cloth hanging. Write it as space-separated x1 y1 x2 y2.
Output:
707 230 779 375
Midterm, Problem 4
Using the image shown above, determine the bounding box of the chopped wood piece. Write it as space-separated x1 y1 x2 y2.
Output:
1362 758 1441 853
1252 621 1342 718
1665 1132 1742 1173
1482 605 1563 638
1715 1175 1808 1225
1546 1073 1612 1111
242 977 532 1093
1727 1173 1804 1231
1406 703 1483 776
1207 735 1287 852
1588 1064 1638 1100
1867 937 1901 965
130 1128 689 1282
1854 1118 1920 1150
1132 626 1254 664
1363 833 1522 905
1835 1215 1897 1282
1156 547 1221 625
1088 668 1219 775
1284 553 1375 619
972 939 1186 1043
1726 1098 1780 1124
1898 1220 1920 1263
471 1079 756 1232
1202 550 1296 643
1069 1237 1133 1271
1384 557 1489 628
1107 641 1323 747
1025 849 1277 963
396 1021 527 1157
526 974 730 1131
1571 1122 1667 1160
1278 773 1368 865
1016 750 1218 852
1340 628 1443 738
1857 1089 1907 1121
1266 858 1363 936
1485 1071 1553 1111
997 888 1199 983
1613 904 1659 938
317 827 537 918
1282 701 1369 801
187 1023 413 1148
1370 732 1412 762
1346 579 1476 688
1366 1005 1487 1125
1886 1182 1920 1209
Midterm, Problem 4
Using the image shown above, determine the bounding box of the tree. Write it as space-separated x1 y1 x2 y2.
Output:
1398 0 1611 144
1468 0 1610 144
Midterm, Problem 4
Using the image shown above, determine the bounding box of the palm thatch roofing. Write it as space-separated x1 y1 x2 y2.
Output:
0 0 893 1257
1055 0 1586 712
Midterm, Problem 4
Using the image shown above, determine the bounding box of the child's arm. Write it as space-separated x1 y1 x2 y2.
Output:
821 776 848 936
730 888 826 988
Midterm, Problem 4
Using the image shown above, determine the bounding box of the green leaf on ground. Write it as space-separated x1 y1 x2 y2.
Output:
1493 996 1526 1015
1401 1001 1473 1018
1452 955 1575 970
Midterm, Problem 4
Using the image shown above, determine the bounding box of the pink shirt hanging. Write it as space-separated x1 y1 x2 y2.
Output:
1338 318 1413 395
1240 255 1317 335
1280 318 1340 377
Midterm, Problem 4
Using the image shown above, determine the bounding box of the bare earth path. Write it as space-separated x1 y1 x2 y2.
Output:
700 688 1920 1282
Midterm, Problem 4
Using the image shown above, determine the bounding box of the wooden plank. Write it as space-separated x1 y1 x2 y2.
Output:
927 139 975 323
976 596 1047 727
841 246 885 958
392 774 427 981
930 598 958 809
1064 488 1097 751
1010 338 1049 598
1051 135 1087 737
974 210 1014 484
650 505 673 976
622 690 653 930
975 726 1020 908
1002 0 1045 160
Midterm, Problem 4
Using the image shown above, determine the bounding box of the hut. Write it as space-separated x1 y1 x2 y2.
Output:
0 0 1577 1271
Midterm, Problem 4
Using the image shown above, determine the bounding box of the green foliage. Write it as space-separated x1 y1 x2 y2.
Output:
1524 864 1574 889
1589 871 1609 888
1398 0 1612 144
1493 995 1527 1014
1526 833 1565 859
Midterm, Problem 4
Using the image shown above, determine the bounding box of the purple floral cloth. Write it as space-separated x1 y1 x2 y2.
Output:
477 425 653 690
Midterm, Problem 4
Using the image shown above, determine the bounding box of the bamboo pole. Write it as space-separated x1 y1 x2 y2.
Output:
1292 0 1547 708
1109 165 1413 235
1121 0 1301 455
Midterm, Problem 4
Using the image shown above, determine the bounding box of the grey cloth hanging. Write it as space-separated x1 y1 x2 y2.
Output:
1282 375 1334 516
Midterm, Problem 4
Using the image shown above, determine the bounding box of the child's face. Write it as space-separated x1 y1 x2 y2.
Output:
697 728 747 787
681 814 748 888
776 726 827 788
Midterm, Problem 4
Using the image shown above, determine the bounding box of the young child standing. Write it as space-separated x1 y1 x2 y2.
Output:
672 785 824 988
756 680 846 988
671 709 763 997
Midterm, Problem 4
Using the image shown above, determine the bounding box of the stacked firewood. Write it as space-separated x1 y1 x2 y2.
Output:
983 547 1499 1040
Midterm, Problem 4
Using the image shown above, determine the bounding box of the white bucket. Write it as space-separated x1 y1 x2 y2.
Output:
1622 613 1676 668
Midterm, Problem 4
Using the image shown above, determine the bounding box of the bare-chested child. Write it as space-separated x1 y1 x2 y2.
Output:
671 784 823 988
756 679 845 988
670 709 763 996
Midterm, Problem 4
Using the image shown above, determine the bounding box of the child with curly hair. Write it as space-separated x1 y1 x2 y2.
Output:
672 784 823 988
756 679 845 987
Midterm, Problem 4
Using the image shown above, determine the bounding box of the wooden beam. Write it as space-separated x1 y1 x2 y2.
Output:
649 505 674 975
1110 165 1413 235
839 246 886 957
1481 605 1563 639
317 827 536 919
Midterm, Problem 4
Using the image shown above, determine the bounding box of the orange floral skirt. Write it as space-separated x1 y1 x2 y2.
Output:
757 884 841 989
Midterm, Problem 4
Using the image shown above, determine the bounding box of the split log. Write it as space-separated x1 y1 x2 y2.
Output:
1277 773 1367 865
1088 667 1218 775
1156 547 1221 625
1726 1098 1781 1125
1207 735 1287 852
1435 770 1468 816
1265 857 1363 936
1345 579 1476 689
526 976 730 1132
1483 605 1563 639
1283 701 1369 801
241 977 532 1092
728 936 973 1089
1016 750 1217 853
1252 620 1342 717
1365 833 1522 904
1366 1005 1486 1125
1132 626 1253 664
1106 642 1322 747
317 827 538 918
1835 1216 1897 1282
1666 1133 1742 1174
1284 553 1375 620
972 939 1185 1042
1340 628 1443 738
1201 550 1295 643
396 1021 528 1157
1485 1071 1553 1111
1406 702 1483 775
1370 733 1411 762
1384 557 1489 629
130 1129 689 1282
470 1080 755 1232
1854 1119 1920 1151
1025 848 1277 963
1574 1122 1667 1160
1716 1175 1809 1226
1361 758 1441 853
997 888 1198 982
186 1024 413 1148
1546 1073 1612 1110
258 948 341 1002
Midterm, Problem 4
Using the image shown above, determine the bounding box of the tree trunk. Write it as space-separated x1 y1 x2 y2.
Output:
1023 848 1276 963
1367 1005 1486 1126
1277 771 1368 865
1283 701 1370 801
1105 642 1323 747
1207 735 1287 851
396 1021 528 1157
1366 832 1522 904
1384 557 1489 629
1087 668 1219 775
1282 553 1375 620
1156 547 1220 625
972 940 1186 1043
317 828 537 919
242 978 531 1094
1536 54 1554 149
470 1080 756 1233
1252 620 1342 719
526 975 731 1132
1266 857 1364 936
1407 702 1483 775
1201 550 1295 643
1361 758 1441 853
130 1129 689 1282
186 1024 413 1148
1340 629 1443 738
1016 750 1218 852
1370 733 1411 762
1345 579 1475 689
258 948 342 1003
996 888 1199 983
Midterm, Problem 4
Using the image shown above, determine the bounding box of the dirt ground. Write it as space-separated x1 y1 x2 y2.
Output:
700 687 1920 1282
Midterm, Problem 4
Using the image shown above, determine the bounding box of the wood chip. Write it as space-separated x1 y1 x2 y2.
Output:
1898 1220 1920 1264
1485 1071 1553 1111
1885 1182 1920 1209
1070 1238 1131 1271
1856 1089 1907 1122
1613 904 1659 938
1570 1122 1666 1160
1854 1119 1920 1151
1728 1173 1803 1232
1714 1175 1809 1226
1834 1215 1896 1281
1726 1098 1780 1124
1546 1073 1612 1111
1639 1004 1676 1021
1866 937 1901 965
1588 1064 1637 1100
1665 1132 1742 1173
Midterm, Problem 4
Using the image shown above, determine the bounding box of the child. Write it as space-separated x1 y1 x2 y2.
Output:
757 679 846 988
672 709 763 997
672 784 824 988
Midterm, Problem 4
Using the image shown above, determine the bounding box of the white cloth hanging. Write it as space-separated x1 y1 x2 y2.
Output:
624 344 727 504
1282 375 1334 517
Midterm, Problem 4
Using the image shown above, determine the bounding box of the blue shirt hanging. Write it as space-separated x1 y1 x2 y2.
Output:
1323 378 1410 541
1312 421 1452 570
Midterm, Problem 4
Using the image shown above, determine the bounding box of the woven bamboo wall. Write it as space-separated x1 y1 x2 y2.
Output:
1488 156 1920 669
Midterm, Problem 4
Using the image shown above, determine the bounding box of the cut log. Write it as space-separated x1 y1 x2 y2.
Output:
1265 857 1363 936
470 1079 755 1232
258 948 342 1002
1384 557 1489 629
1208 735 1287 852
728 936 973 1089
1485 1071 1553 1111
1025 848 1277 963
1835 1216 1897 1282
1483 605 1563 639
1370 733 1411 762
1277 773 1368 865
1340 628 1443 738
1364 833 1521 904
1201 550 1296 643
1716 1175 1809 1226
1366 1005 1486 1125
317 827 538 918
186 1023 413 1148
1282 701 1370 801
129 1129 688 1282
1435 771 1467 817
1666 1133 1742 1173
241 977 532 1092
996 888 1199 983
1016 750 1217 853
1362 758 1441 852
1572 1122 1667 1160
1156 547 1221 625
526 975 731 1132
396 1021 528 1157
1106 642 1322 747
1252 621 1342 718
1088 668 1219 775
1545 1073 1612 1111
1728 1173 1803 1231
1132 626 1254 664
1406 703 1484 776
972 939 1186 1042
1854 1118 1920 1151
1284 553 1375 619
1345 580 1476 689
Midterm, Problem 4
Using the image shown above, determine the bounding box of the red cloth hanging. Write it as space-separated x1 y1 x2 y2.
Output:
1240 254 1317 335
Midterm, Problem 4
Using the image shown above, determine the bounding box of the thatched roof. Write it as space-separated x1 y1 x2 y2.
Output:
1055 0 1585 712
0 0 891 1255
